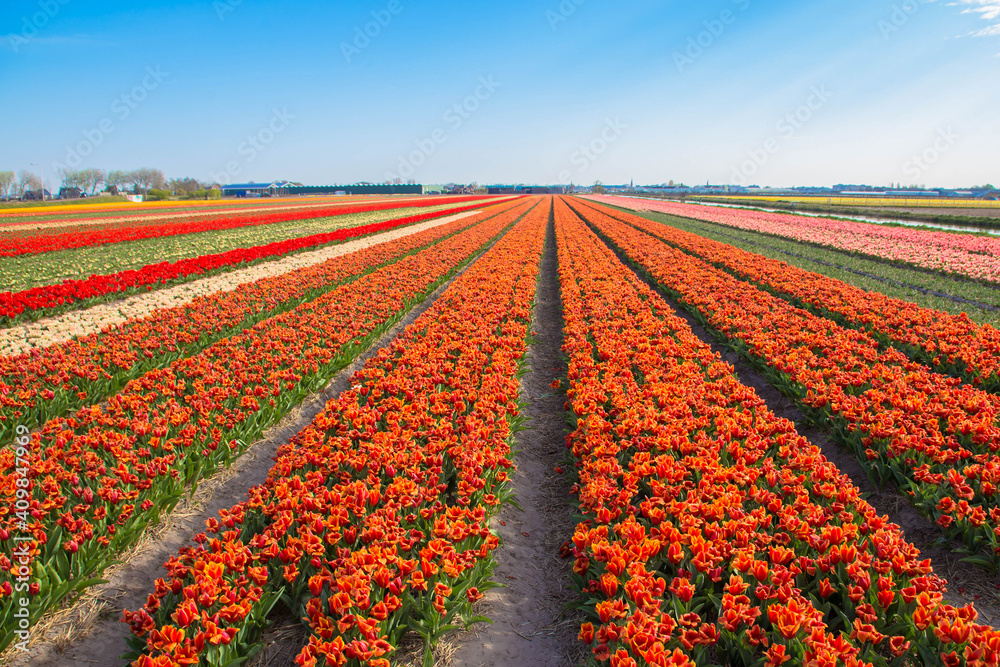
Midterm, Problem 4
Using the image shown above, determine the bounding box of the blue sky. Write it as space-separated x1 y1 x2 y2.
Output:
1 0 998 188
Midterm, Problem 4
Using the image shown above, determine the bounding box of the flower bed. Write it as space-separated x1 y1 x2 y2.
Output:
591 195 1000 285
0 200 531 654
556 196 1000 666
120 199 550 666
569 197 1000 568
0 200 528 445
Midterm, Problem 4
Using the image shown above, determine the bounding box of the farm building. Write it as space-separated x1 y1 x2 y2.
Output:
221 182 424 197
220 181 299 197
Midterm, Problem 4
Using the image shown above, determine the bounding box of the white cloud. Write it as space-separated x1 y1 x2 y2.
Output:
950 0 1000 35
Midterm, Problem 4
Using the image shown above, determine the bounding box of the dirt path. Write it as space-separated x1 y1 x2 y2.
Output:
1 224 512 667
445 213 582 667
591 225 1000 629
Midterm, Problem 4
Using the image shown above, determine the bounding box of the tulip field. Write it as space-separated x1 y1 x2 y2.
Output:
6 194 1000 666
592 196 1000 287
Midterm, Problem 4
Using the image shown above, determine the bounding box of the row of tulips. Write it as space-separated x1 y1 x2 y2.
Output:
554 196 1000 666
0 200 534 654
590 195 1000 286
0 198 528 446
121 198 551 666
0 196 495 257
567 197 1000 567
1 204 461 297
0 195 369 224
0 196 384 234
583 200 1000 392
0 199 508 322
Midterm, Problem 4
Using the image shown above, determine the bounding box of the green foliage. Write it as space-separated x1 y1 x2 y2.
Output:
145 188 172 201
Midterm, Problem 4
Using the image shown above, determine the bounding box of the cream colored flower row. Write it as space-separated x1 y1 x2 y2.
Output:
0 211 475 357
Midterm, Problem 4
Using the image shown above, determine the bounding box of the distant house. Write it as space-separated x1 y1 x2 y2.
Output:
21 189 52 201
58 186 84 200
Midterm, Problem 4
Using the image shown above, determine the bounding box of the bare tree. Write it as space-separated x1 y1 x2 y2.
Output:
128 168 167 194
0 171 14 198
58 168 86 191
126 169 143 194
147 168 167 191
16 170 41 196
106 170 129 194
81 168 106 195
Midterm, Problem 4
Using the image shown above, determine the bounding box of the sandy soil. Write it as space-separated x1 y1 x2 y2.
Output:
0 212 520 667
244 208 554 667
444 216 582 667
0 234 491 667
0 211 477 356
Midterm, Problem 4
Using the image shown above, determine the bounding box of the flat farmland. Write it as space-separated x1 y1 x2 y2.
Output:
5 194 1000 667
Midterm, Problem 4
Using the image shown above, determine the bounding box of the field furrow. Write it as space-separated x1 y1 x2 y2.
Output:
593 195 1000 286
577 197 1000 391
568 197 1000 567
0 196 495 257
556 196 1000 666
0 200 531 652
0 200 529 446
120 199 550 666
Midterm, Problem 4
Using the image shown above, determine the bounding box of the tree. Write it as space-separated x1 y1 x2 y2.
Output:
592 181 607 195
16 170 41 196
0 171 14 198
128 168 167 194
106 170 129 194
168 177 204 197
57 169 104 197
58 168 86 190
126 169 142 194
145 188 172 201
81 168 106 195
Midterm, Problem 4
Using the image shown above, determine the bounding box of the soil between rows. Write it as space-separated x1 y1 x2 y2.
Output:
21 198 998 665
580 207 1000 631
440 209 583 667
3 214 522 667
